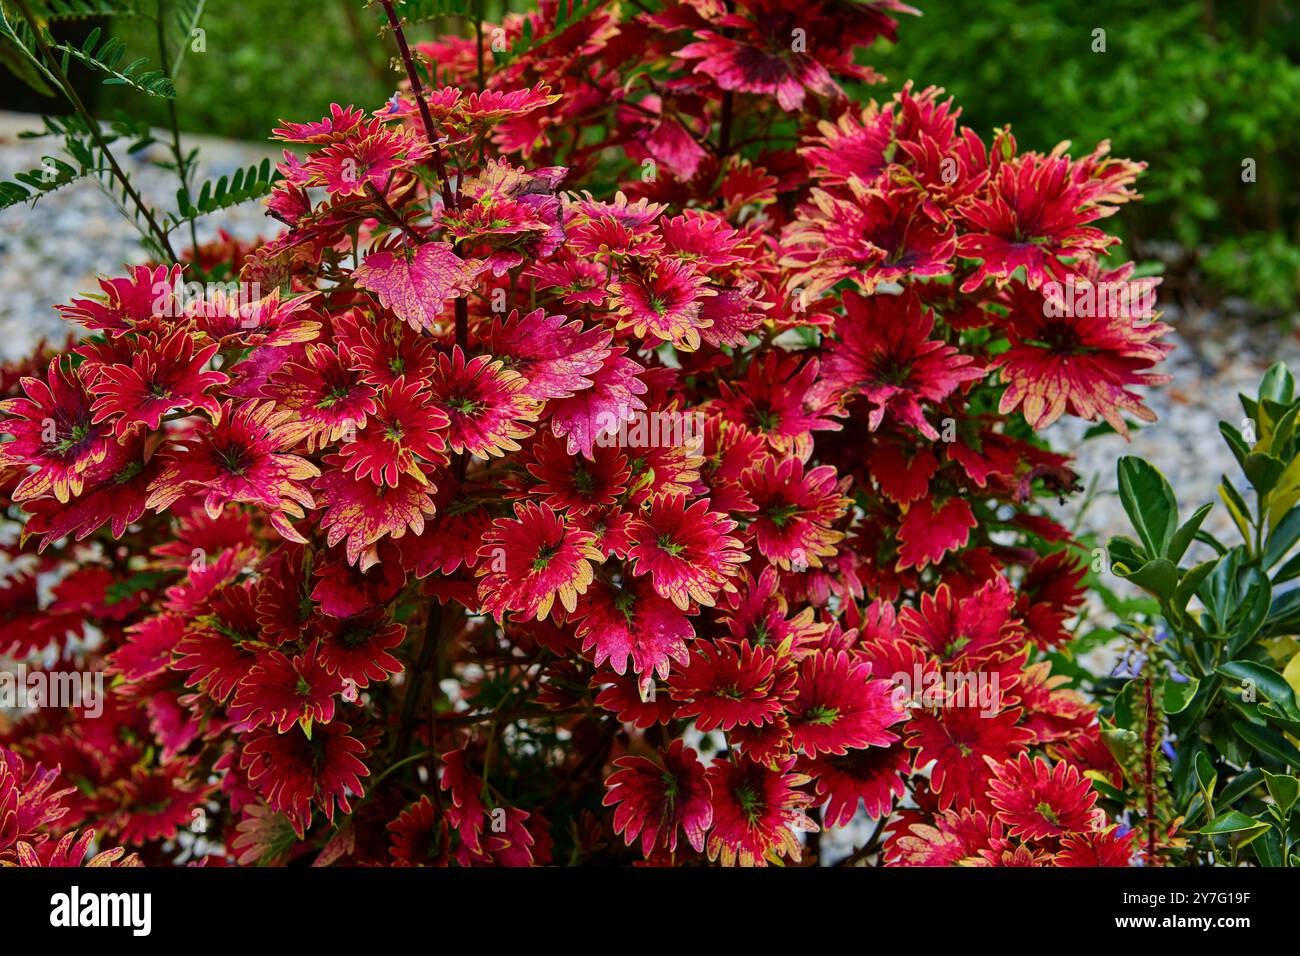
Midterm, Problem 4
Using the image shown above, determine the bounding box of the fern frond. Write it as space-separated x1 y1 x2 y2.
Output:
32 0 145 21
54 25 175 96
166 158 282 231
0 156 85 209
167 0 204 78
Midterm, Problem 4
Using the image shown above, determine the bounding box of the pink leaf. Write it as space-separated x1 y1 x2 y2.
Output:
548 348 648 459
353 242 483 333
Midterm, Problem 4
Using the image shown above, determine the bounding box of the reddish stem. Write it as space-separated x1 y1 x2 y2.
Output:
1143 674 1159 865
378 0 457 212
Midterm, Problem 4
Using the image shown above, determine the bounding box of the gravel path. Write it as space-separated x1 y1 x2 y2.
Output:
1049 306 1300 551
0 110 276 362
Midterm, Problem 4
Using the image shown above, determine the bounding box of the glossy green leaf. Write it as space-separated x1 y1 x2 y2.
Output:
1114 557 1178 602
1217 661 1300 719
1199 810 1269 842
1262 770 1299 814
1118 456 1178 558
1169 503 1212 564
1162 676 1200 715
1233 720 1300 768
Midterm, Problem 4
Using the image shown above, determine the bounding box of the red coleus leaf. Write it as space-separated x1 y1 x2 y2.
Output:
677 3 847 112
335 376 449 486
426 346 540 459
311 543 407 619
575 577 694 690
985 753 1099 842
240 721 369 838
145 401 319 543
887 807 1004 867
87 329 227 437
547 347 648 459
191 289 320 347
995 279 1171 436
800 742 912 827
669 640 787 732
306 125 430 197
172 583 264 703
272 103 368 143
603 740 712 856
820 289 983 440
387 796 450 866
353 242 484 333
439 748 486 855
783 182 956 299
704 756 815 867
785 650 907 755
524 431 628 514
315 457 438 567
956 152 1117 293
714 352 840 460
869 441 939 505
21 431 160 551
610 258 716 351
740 455 847 570
0 358 112 503
230 642 345 734
337 309 440 389
55 263 177 337
905 705 1033 813
1018 551 1087 650
627 493 748 610
1055 827 1137 867
896 496 977 571
315 611 405 689
107 759 215 845
476 500 601 621
106 614 184 683
267 342 378 452
482 308 612 401
899 576 1024 666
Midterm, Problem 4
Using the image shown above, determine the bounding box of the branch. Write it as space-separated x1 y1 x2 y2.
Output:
12 0 177 261
376 0 456 212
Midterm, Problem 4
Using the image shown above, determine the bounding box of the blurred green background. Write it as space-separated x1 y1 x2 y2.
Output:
6 0 1298 312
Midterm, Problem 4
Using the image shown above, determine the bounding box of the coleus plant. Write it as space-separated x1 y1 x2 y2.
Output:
1095 363 1300 866
0 0 1171 867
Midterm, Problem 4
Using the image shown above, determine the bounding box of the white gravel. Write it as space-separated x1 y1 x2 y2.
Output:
0 110 277 362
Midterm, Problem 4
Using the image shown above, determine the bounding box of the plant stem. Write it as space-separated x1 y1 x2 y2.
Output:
475 0 485 90
1143 673 1160 865
836 815 888 867
156 0 200 257
377 0 456 212
366 182 426 242
434 704 587 726
14 0 177 262
392 601 445 764
454 297 469 351
718 90 734 157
